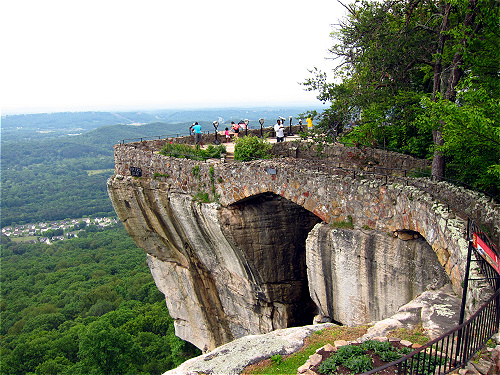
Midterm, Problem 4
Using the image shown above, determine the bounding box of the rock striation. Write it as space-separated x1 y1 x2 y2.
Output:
108 142 498 352
306 224 451 326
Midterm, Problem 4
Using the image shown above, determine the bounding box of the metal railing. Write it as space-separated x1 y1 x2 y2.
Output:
362 285 500 374
118 133 191 144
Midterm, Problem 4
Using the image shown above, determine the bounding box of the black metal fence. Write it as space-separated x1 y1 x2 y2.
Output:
361 222 500 375
118 133 190 144
362 285 500 374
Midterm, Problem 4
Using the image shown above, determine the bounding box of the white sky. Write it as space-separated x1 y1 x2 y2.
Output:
1 0 347 115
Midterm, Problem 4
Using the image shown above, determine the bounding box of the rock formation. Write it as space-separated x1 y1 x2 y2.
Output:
108 141 499 353
306 224 450 326
108 174 452 352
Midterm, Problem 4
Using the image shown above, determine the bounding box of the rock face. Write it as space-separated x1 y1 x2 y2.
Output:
108 175 453 352
108 178 322 351
306 224 451 326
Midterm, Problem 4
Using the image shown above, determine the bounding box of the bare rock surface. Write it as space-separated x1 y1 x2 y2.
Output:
361 286 462 341
163 324 334 375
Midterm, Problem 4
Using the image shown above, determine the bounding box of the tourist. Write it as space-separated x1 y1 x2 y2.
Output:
274 119 285 142
192 122 203 146
225 127 230 143
231 121 240 139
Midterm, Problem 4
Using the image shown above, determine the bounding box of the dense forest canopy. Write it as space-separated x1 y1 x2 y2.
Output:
0 225 201 375
303 0 500 196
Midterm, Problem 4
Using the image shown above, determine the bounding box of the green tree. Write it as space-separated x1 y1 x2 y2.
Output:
234 135 272 161
303 0 499 192
78 319 142 375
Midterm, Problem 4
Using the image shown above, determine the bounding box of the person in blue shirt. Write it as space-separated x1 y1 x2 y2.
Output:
192 122 203 146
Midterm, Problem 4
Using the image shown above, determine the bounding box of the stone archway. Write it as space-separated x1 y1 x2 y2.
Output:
219 192 322 328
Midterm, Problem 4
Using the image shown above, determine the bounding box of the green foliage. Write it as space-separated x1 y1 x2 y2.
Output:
398 346 414 355
153 172 169 179
344 354 373 373
361 340 404 362
317 355 339 375
335 344 366 361
0 226 200 375
192 165 200 178
330 215 354 229
193 191 210 203
159 143 226 161
270 354 282 365
234 135 272 161
318 345 370 374
417 84 500 194
304 0 500 195
409 352 447 375
377 349 402 362
361 339 391 352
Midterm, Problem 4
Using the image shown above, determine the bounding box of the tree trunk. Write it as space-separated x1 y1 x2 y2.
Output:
432 128 445 179
430 3 451 179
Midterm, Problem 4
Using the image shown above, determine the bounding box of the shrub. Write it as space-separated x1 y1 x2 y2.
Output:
160 143 226 160
270 354 282 365
344 354 373 373
361 340 393 353
318 355 339 375
234 136 272 161
378 349 402 362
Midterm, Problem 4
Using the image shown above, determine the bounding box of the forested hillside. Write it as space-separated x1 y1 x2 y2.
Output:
0 224 200 375
0 122 189 227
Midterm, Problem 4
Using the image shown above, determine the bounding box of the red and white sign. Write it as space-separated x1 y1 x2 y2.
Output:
473 232 500 274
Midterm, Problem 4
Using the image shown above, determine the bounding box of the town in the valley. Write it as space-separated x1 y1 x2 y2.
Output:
1 217 119 244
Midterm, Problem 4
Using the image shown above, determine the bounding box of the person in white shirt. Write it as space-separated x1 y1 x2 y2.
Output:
274 119 285 142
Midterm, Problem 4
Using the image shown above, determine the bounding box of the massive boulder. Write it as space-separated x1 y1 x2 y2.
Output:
306 223 451 326
108 176 452 352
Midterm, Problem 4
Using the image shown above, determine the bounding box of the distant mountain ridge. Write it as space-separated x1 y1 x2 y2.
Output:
1 106 324 142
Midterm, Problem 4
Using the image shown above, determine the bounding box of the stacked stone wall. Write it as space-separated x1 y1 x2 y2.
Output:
270 141 431 172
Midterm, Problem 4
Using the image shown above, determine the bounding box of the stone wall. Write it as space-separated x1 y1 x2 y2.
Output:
270 141 431 172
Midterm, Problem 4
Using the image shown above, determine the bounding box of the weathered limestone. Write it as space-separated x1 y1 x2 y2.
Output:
108 178 320 351
163 324 335 375
108 142 499 352
361 286 462 341
306 224 451 326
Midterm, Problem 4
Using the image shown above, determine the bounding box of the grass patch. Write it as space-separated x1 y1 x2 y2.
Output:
387 324 429 346
331 215 354 229
86 168 114 176
243 325 369 375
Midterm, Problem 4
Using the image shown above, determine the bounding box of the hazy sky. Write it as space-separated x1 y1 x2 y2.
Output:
2 0 348 115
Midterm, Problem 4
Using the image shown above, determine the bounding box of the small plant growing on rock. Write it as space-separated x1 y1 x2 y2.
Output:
270 354 282 365
153 172 169 179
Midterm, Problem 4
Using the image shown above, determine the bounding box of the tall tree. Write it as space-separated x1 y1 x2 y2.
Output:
303 0 499 190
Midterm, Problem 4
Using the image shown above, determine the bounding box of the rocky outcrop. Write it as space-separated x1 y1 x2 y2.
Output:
108 143 499 353
108 173 457 352
361 286 462 340
108 177 321 351
164 324 334 375
306 224 451 326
